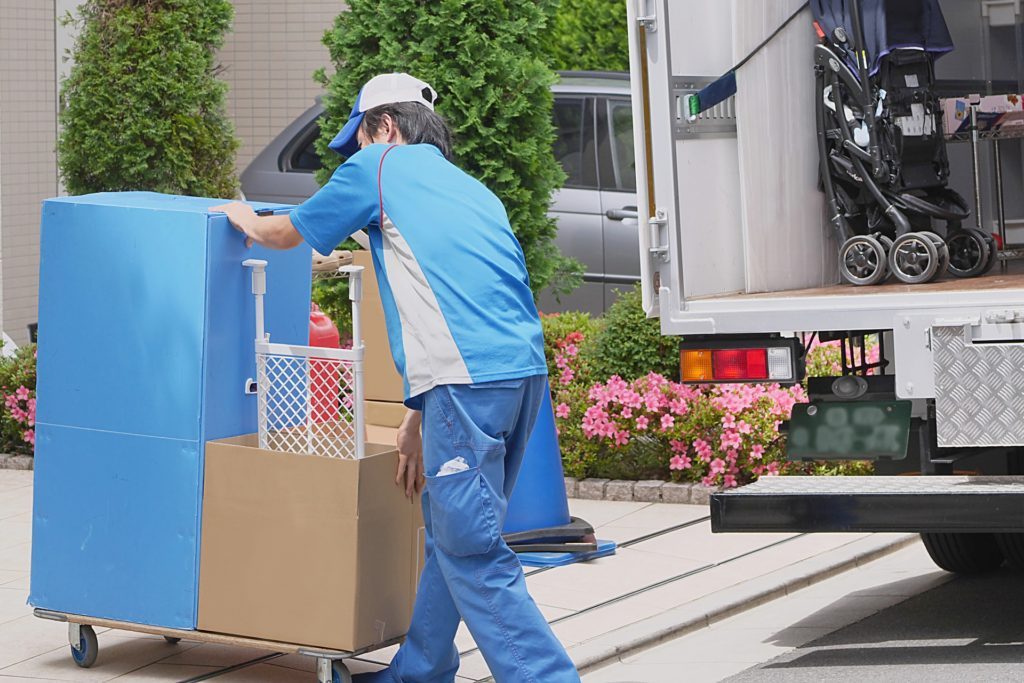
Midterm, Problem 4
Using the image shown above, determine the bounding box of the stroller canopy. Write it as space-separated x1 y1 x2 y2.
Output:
812 0 954 74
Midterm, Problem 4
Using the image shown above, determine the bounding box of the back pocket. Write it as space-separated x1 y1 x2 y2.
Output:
425 467 500 557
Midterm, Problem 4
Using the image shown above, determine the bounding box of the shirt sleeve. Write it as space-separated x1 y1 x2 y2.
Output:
289 145 384 256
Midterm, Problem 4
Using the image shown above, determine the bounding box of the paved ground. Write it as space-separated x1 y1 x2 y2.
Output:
0 470 911 682
582 541 954 682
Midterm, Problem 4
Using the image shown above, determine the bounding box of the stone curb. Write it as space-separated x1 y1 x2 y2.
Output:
566 477 717 504
0 455 32 470
568 532 920 675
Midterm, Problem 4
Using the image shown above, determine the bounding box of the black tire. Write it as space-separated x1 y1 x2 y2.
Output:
995 533 1024 569
920 532 1004 574
71 624 98 668
946 229 990 278
839 235 888 286
164 636 181 644
889 232 940 284
981 234 998 274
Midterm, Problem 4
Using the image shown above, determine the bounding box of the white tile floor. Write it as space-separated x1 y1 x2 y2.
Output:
582 541 949 683
0 469 911 682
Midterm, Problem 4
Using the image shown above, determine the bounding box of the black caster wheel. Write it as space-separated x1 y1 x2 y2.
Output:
332 660 353 683
889 232 939 284
946 229 991 278
70 624 98 668
164 636 181 644
839 235 888 286
917 231 949 279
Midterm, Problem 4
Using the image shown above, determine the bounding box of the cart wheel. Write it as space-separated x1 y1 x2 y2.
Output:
917 231 949 279
163 636 181 644
946 229 990 278
888 232 940 284
70 624 98 668
839 235 887 286
981 233 998 274
332 660 353 683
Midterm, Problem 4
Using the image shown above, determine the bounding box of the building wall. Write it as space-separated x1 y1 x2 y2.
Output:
220 1 341 171
0 1 57 346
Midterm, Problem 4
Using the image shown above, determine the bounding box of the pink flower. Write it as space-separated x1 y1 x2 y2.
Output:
560 369 575 385
659 414 674 431
720 430 742 450
555 402 570 419
710 458 726 475
669 439 688 454
22 429 34 446
737 420 752 435
750 444 765 460
614 430 630 446
669 454 692 471
565 343 578 357
765 462 780 476
15 386 29 401
621 407 633 419
721 413 736 429
635 415 649 430
4 395 18 410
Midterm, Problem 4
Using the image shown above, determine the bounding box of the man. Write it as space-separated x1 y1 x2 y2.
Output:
212 73 580 683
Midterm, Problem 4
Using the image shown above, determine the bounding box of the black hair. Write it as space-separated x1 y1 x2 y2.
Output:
360 101 454 160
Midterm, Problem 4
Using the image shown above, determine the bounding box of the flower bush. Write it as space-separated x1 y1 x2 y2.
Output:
0 345 37 456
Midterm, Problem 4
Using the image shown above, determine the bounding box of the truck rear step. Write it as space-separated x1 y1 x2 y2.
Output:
712 476 1024 534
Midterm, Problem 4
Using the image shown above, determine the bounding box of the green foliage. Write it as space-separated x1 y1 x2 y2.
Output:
58 0 239 198
315 0 581 297
541 311 600 372
589 286 679 381
547 0 629 71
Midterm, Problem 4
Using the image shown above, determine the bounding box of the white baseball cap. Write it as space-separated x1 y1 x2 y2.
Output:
328 73 438 157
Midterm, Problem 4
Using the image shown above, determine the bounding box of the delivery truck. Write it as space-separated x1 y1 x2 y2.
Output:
625 0 1024 574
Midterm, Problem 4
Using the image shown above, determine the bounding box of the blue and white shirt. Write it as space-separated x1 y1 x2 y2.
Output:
291 143 547 409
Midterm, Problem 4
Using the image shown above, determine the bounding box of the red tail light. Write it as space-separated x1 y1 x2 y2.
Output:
713 349 768 381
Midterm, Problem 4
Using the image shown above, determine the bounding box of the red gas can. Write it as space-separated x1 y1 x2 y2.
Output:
309 303 341 423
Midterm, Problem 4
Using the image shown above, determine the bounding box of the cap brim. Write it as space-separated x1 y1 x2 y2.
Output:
328 112 364 157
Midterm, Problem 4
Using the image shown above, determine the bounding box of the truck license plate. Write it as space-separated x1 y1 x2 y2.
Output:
787 401 912 461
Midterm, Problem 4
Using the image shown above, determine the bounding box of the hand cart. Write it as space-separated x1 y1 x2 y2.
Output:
33 254 388 683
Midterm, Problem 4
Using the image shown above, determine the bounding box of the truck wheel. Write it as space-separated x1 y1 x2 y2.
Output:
920 532 1004 574
995 533 1024 569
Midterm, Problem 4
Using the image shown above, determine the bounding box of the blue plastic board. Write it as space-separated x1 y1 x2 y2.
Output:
504 386 573 535
517 540 618 568
31 193 311 629
30 425 202 627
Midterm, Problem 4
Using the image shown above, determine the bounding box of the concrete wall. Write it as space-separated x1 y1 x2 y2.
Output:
0 1 57 346
221 1 341 170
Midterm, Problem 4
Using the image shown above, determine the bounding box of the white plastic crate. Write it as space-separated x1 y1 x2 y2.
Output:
244 259 366 459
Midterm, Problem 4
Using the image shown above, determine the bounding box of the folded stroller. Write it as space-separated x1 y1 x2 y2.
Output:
812 0 996 285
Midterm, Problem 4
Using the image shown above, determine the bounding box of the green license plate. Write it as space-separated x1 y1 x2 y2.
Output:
787 400 912 461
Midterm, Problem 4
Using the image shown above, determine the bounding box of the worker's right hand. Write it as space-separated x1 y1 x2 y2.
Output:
396 410 424 499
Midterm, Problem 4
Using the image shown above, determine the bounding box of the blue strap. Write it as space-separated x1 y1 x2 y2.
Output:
692 72 737 115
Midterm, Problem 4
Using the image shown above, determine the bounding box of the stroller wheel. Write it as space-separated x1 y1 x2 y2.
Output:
840 235 888 286
982 234 998 274
946 229 991 278
889 232 940 284
917 231 950 279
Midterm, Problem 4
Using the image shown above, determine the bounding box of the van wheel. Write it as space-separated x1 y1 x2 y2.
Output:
920 532 1004 574
995 533 1024 569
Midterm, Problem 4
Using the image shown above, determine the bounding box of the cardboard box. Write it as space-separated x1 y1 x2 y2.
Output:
366 400 408 428
354 250 406 404
198 434 423 651
942 94 1024 136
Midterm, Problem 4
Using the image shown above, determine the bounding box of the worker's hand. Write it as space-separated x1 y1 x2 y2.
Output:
210 201 256 247
396 410 424 499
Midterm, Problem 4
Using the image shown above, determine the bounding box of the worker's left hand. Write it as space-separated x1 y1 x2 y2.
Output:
210 202 256 247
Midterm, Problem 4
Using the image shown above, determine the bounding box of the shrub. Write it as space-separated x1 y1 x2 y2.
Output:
0 345 37 456
547 0 629 72
58 0 239 198
589 286 679 381
805 335 880 377
315 0 581 298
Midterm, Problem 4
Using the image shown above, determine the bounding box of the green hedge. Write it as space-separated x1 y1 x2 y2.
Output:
58 0 239 198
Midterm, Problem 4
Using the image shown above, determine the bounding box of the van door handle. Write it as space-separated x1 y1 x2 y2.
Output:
606 206 639 221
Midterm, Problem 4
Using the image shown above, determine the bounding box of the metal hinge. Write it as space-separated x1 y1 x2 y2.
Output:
648 209 669 262
637 0 657 31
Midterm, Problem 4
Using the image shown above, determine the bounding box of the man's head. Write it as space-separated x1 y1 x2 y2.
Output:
329 73 453 160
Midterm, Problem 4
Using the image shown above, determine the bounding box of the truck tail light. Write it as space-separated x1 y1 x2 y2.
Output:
680 339 802 384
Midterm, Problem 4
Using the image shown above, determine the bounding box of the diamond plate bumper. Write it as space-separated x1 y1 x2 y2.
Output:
933 325 1024 447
